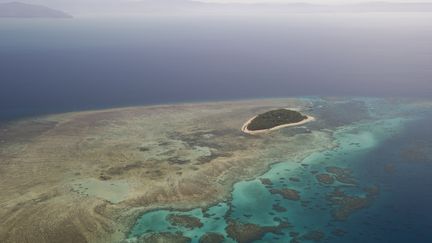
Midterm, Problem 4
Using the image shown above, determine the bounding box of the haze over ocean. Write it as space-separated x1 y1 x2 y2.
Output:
1 13 431 121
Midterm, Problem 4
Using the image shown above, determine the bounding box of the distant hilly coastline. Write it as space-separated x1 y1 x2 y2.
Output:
0 2 72 18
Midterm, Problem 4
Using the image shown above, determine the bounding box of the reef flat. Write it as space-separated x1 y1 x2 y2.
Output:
0 98 332 243
1 97 431 243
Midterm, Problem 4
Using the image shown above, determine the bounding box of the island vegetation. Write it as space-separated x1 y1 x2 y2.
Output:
242 108 314 134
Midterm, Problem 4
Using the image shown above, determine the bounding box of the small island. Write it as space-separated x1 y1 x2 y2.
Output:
242 108 314 134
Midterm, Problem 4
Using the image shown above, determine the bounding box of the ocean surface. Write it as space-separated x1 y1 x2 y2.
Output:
1 13 432 121
128 98 432 242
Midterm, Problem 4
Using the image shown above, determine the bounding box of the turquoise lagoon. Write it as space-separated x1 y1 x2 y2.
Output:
128 98 432 242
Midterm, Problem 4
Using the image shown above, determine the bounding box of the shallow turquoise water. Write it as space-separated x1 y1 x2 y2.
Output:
128 99 432 242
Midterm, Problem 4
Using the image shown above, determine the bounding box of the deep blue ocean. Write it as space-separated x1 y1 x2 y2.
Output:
357 114 432 242
1 14 432 121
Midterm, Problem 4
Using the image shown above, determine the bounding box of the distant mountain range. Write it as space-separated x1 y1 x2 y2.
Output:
0 2 72 18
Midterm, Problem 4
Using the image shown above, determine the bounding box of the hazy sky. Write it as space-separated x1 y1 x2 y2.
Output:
202 0 431 2
2 0 432 6
1 0 431 15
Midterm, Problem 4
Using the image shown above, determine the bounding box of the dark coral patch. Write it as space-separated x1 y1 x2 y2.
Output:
315 173 334 184
166 214 203 229
259 178 273 186
199 232 225 243
272 203 287 212
301 230 325 241
225 220 287 243
325 166 357 185
138 232 191 243
327 186 379 221
269 188 301 201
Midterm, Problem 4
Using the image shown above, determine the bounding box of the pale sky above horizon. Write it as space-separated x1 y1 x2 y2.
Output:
2 0 432 5
1 0 431 13
201 0 431 3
